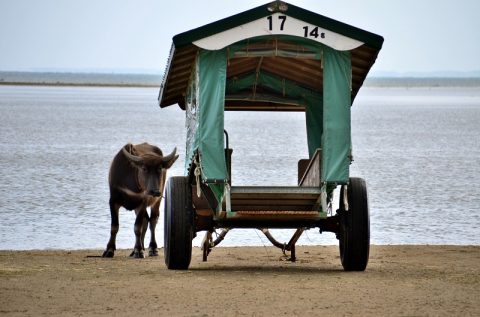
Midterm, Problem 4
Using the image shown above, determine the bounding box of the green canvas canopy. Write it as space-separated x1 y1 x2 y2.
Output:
158 1 383 203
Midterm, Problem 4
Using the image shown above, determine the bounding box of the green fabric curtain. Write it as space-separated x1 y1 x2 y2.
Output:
184 56 199 173
321 46 351 184
198 49 228 200
304 93 323 158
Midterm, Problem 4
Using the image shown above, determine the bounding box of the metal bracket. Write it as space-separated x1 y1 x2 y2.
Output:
261 228 304 262
201 229 230 262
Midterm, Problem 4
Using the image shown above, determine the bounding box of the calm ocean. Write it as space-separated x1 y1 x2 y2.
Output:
0 84 479 250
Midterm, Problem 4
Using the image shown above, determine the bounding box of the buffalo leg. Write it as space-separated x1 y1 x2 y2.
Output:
103 200 120 257
131 208 146 258
148 200 160 256
140 212 149 252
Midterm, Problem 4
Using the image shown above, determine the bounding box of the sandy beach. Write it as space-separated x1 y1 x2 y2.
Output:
1 245 479 316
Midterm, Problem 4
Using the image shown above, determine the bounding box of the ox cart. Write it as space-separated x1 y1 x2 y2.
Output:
158 1 383 270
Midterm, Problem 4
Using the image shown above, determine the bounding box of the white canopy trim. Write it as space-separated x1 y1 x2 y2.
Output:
193 13 364 51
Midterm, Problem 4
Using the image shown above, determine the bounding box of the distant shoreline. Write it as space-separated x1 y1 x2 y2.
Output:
1 70 480 88
0 71 162 88
365 77 480 88
0 81 159 88
2 79 480 88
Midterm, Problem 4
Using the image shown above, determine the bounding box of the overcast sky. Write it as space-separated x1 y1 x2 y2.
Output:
0 0 479 76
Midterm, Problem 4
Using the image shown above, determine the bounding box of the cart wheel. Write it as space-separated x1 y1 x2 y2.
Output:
338 177 370 271
164 176 194 270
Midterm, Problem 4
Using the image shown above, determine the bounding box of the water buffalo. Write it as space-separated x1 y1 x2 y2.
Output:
103 142 178 258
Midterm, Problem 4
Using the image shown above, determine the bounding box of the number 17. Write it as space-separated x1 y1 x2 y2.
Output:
267 15 287 31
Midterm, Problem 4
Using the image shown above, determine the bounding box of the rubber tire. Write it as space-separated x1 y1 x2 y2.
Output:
339 177 370 271
164 176 193 270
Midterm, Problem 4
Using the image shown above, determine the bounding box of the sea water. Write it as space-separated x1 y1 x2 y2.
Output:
0 84 479 250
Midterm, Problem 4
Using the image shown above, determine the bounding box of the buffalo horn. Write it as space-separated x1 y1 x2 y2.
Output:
122 146 144 164
162 147 177 163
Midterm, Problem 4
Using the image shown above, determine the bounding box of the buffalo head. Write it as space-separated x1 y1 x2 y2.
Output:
122 143 179 197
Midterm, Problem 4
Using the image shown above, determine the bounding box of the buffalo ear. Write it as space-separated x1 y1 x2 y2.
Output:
163 154 179 169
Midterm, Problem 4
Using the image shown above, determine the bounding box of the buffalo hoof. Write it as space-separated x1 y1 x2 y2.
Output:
102 250 115 258
130 249 145 258
149 248 159 257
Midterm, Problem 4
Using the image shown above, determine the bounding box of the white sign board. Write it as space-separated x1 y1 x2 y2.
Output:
193 13 364 51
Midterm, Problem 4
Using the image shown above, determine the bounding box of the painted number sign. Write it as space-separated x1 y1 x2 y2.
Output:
193 13 363 51
267 15 325 39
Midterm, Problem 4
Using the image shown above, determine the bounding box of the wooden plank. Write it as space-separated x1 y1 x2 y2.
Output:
229 186 321 212
232 199 317 206
234 206 314 212
299 149 321 187
236 211 318 215
231 186 322 195
231 193 319 200
298 159 310 184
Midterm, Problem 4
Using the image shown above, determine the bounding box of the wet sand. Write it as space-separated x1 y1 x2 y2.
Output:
1 245 479 316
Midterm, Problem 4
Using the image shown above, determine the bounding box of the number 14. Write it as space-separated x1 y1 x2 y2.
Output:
303 26 325 39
